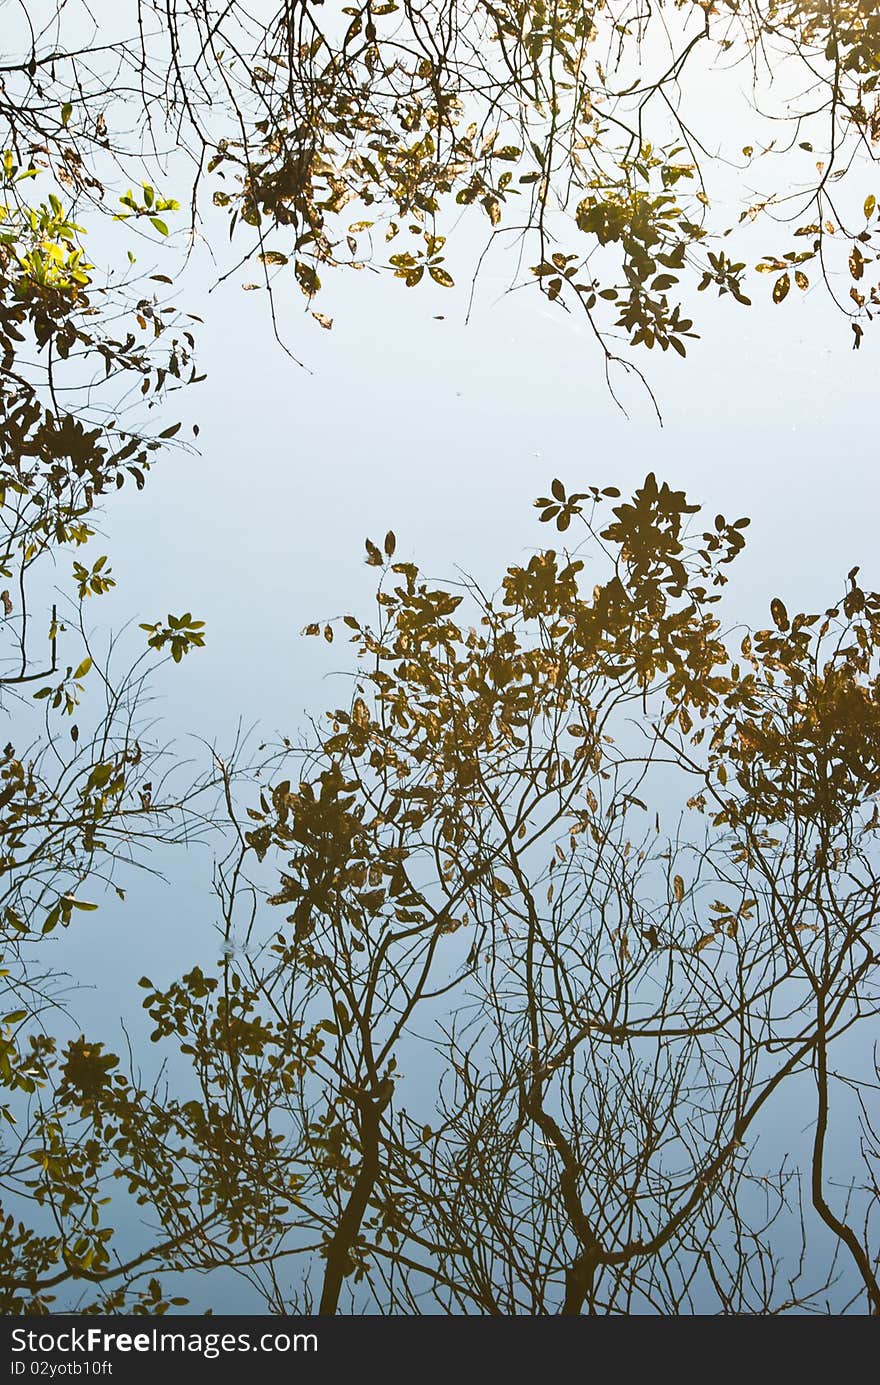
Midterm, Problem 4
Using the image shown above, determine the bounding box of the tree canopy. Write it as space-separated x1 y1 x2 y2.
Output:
3 0 880 380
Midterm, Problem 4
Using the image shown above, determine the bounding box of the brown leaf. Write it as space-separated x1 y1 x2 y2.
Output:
770 597 789 631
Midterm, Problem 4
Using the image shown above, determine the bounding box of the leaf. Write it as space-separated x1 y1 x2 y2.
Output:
61 103 72 126
770 596 789 631
259 250 288 266
794 271 809 291
384 530 396 557
673 874 685 903
312 312 333 330
772 273 790 303
150 218 169 236
865 194 876 220
429 266 454 287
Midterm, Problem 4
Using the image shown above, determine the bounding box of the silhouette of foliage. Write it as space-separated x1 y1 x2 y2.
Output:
3 2 880 1320
2 0 880 387
112 478 879 1315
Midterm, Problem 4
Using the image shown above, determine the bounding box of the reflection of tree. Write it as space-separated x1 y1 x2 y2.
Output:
0 48 266 1313
144 477 877 1315
4 2 880 388
3 3 880 1319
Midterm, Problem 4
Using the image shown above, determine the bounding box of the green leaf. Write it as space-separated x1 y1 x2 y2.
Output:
150 218 169 236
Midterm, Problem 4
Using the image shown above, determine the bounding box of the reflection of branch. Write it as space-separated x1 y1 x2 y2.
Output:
318 1080 393 1314
2 602 56 685
811 1000 880 1314
27 1213 222 1295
